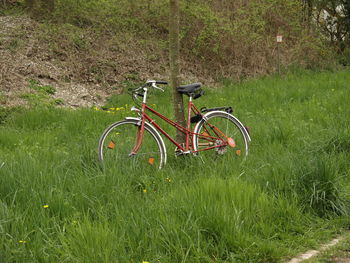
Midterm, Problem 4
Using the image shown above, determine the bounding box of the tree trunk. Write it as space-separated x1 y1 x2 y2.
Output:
307 0 313 30
342 0 350 46
169 0 186 143
302 0 313 30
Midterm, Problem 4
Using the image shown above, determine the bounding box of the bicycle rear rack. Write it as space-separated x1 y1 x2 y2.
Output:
200 106 233 114
190 106 233 123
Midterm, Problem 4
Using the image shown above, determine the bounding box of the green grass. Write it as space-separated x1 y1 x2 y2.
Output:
1 70 350 262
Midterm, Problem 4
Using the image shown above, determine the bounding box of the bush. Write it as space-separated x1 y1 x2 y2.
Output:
0 107 21 124
25 0 336 79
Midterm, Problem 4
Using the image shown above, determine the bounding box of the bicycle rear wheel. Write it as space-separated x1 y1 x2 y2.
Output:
193 111 250 163
98 119 166 169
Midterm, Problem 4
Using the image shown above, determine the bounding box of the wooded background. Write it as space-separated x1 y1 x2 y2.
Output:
1 0 349 79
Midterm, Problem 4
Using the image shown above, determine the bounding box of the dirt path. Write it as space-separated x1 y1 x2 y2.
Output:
287 234 350 263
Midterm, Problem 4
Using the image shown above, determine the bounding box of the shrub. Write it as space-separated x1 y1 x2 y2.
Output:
25 0 336 78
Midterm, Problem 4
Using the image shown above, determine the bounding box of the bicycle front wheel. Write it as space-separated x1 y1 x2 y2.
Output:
193 111 250 163
98 119 166 169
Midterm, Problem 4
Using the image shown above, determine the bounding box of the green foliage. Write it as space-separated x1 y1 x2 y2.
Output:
1 70 350 262
313 0 350 54
295 155 348 217
338 48 350 66
21 80 63 107
4 37 24 53
0 107 18 124
21 0 336 78
0 1 25 15
29 80 56 94
53 98 65 105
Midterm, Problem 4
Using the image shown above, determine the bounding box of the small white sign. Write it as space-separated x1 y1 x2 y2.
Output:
277 35 283 43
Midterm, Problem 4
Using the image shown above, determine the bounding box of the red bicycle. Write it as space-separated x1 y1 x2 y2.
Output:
98 80 251 169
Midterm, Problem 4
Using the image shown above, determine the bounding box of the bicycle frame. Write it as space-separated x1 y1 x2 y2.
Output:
131 88 230 155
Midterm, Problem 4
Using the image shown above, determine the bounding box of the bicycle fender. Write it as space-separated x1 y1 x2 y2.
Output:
125 117 142 126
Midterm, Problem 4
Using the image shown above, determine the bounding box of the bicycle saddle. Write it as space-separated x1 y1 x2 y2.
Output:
176 83 202 95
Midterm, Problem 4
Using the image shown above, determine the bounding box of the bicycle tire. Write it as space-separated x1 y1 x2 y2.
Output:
98 119 166 169
193 111 250 163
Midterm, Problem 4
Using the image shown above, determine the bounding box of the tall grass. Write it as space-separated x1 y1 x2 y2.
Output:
1 70 350 262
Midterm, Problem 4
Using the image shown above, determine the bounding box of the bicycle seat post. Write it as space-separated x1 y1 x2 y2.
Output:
184 94 193 153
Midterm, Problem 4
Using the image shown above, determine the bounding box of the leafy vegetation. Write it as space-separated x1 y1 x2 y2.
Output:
1 0 350 261
29 80 56 95
1 70 349 262
1 0 339 81
19 80 64 107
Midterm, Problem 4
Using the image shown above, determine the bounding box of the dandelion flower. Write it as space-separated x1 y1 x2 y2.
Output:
143 189 147 193
43 204 49 208
142 261 149 263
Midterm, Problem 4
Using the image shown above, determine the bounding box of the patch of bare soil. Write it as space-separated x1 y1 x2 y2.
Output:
333 255 350 263
331 241 350 263
0 15 111 107
0 14 210 108
287 234 349 263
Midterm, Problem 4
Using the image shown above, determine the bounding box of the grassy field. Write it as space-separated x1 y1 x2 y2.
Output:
1 70 350 262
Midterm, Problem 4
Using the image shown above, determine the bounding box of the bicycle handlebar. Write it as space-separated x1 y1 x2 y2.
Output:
146 80 168 84
155 81 168 85
143 80 168 90
129 80 168 102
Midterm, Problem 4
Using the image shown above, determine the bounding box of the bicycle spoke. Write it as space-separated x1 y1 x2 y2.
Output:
194 112 248 164
99 120 165 169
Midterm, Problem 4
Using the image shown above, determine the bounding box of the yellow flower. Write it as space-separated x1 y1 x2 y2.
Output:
143 189 147 193
19 240 27 243
142 261 149 263
43 204 49 208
